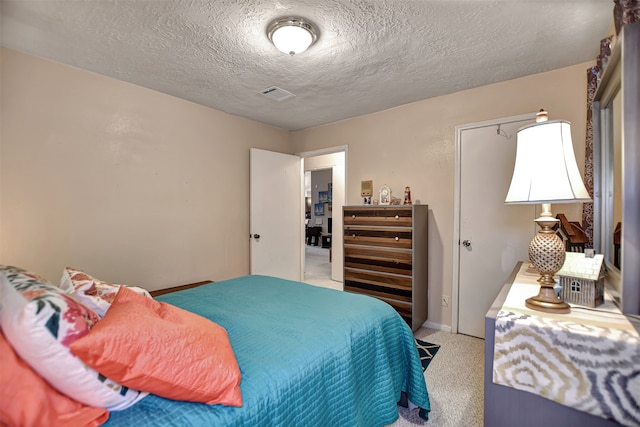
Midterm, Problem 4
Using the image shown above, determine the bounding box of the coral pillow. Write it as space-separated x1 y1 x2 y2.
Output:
70 286 243 406
60 267 152 317
0 267 147 410
0 331 109 427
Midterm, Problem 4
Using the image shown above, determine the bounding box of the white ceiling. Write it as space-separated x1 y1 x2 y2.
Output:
1 0 613 131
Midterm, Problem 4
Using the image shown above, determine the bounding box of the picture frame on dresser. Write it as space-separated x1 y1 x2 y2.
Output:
379 185 391 205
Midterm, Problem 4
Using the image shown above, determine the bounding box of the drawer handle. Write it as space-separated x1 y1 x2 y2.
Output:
352 215 356 218
395 215 399 219
395 236 399 241
353 234 357 238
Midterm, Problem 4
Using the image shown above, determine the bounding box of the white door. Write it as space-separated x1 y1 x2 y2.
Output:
250 148 303 281
456 115 537 338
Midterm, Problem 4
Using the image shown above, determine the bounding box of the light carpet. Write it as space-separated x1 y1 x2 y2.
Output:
390 329 484 426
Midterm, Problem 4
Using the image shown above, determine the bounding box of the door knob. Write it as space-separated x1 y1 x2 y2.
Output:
253 234 261 239
462 240 471 247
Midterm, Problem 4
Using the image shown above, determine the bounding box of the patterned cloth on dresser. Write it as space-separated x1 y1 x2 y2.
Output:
493 263 640 427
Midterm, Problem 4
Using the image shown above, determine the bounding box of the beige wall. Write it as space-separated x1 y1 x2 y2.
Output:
0 48 293 289
1 46 593 329
292 62 593 329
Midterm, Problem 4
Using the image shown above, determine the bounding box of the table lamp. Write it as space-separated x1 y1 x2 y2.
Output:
505 110 592 314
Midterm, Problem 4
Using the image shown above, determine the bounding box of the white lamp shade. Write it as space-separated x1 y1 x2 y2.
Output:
505 120 591 204
271 25 313 55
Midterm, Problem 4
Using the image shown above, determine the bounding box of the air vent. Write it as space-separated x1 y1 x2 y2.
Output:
259 86 295 102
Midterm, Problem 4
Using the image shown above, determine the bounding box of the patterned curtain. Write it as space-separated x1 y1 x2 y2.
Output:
614 0 640 34
584 1 640 248
581 67 598 249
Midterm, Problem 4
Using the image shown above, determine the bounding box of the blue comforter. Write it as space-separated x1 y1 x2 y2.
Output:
104 275 430 426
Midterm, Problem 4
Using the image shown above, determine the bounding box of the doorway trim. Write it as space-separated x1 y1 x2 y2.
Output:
298 145 348 283
452 113 535 334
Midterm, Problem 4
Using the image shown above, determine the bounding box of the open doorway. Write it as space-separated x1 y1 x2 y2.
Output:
300 148 346 291
304 169 335 288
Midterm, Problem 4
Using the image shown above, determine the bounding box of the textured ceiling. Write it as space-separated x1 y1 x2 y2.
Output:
1 0 613 131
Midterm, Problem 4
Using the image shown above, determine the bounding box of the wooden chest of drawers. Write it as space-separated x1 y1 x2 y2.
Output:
343 205 428 331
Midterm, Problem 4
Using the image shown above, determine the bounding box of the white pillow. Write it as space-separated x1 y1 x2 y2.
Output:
60 267 152 317
0 266 147 410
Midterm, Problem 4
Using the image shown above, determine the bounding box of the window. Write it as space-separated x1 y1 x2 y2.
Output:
570 280 581 293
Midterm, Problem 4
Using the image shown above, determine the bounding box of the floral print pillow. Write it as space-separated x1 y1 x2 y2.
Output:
60 267 152 317
9 268 99 345
0 266 147 410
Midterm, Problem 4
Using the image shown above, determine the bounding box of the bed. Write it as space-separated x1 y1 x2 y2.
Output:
0 266 430 426
101 275 431 426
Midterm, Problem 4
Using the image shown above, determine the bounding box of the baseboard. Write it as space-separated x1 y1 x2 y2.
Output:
422 320 452 333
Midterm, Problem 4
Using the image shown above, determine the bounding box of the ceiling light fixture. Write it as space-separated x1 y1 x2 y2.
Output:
267 17 318 56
